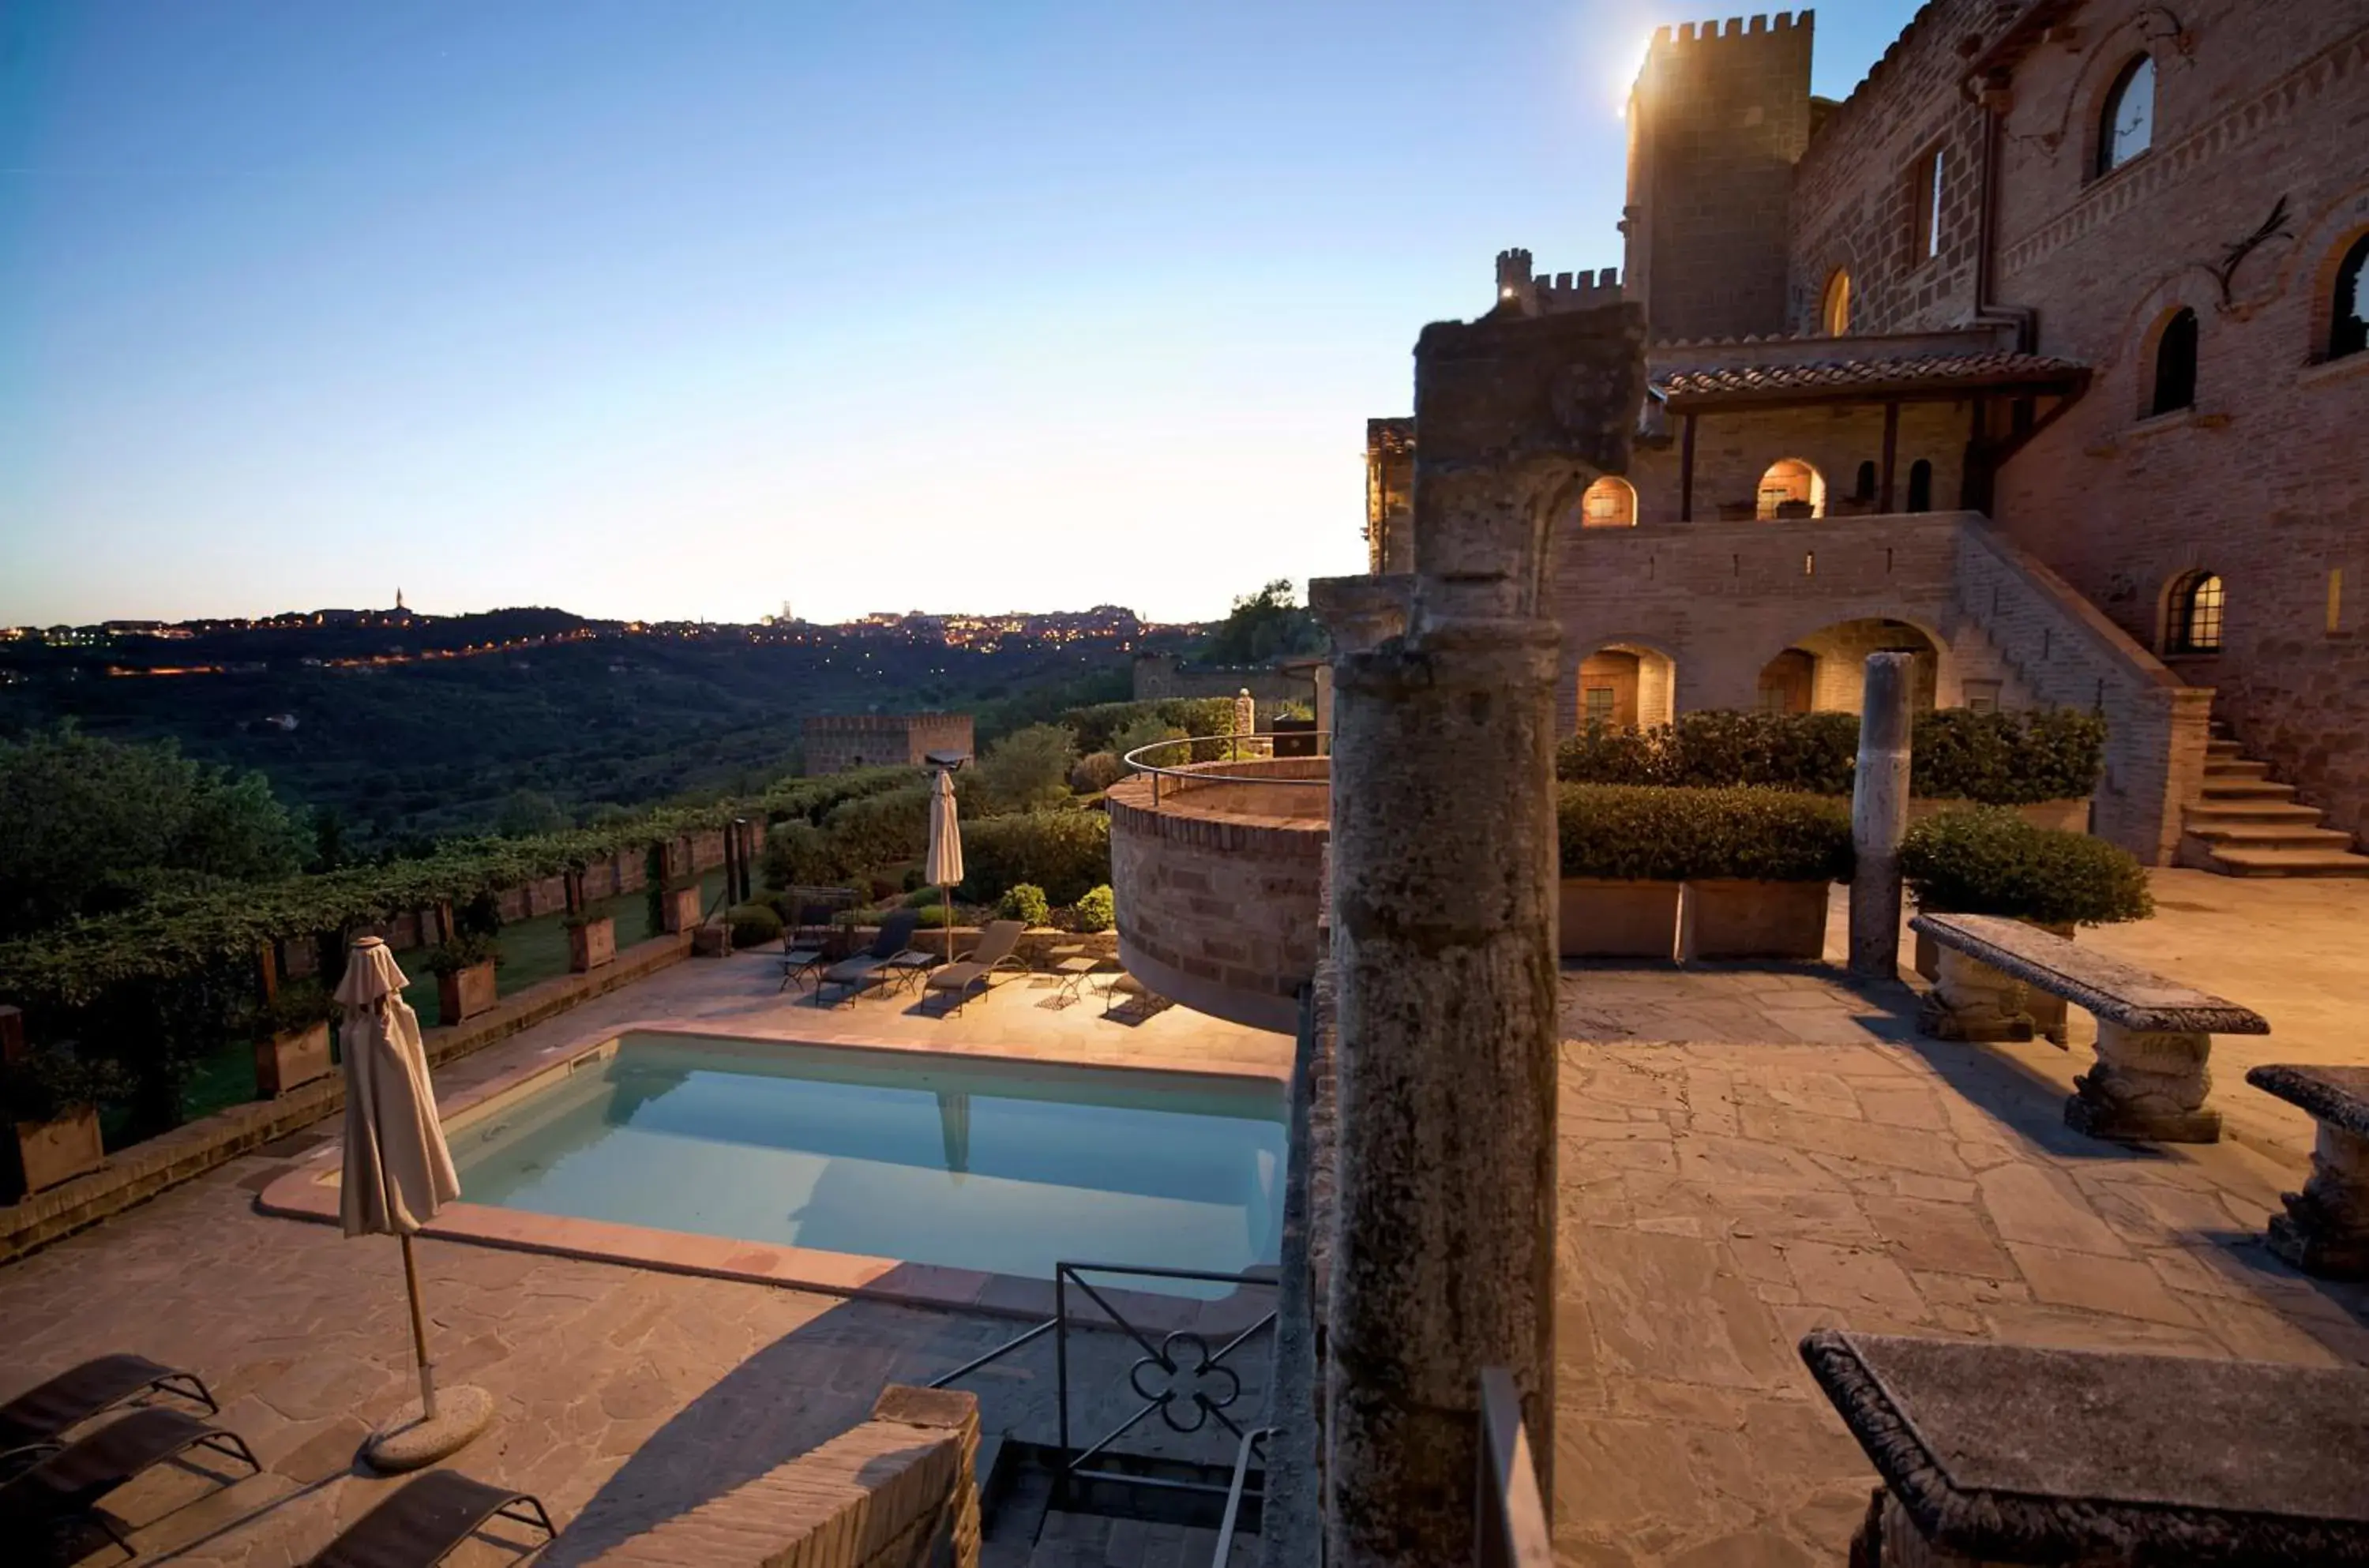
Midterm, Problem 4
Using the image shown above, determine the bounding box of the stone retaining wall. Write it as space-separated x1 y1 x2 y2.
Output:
0 931 693 1265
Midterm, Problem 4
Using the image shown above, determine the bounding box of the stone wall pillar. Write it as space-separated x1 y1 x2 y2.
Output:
1849 651 1914 979
1321 300 1643 1568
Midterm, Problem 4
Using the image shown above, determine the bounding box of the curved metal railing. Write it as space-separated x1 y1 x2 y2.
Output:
1119 731 1330 808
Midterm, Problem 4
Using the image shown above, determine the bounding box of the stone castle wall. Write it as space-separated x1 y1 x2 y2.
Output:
801 712 974 775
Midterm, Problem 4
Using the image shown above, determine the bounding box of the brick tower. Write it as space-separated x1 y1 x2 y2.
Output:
1621 12 1815 342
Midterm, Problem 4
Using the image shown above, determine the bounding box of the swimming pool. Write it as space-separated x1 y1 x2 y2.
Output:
441 1032 1288 1289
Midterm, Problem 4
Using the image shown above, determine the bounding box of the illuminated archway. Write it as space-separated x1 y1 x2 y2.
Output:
1820 269 1853 336
1756 458 1826 520
1578 475 1637 528
1577 642 1676 730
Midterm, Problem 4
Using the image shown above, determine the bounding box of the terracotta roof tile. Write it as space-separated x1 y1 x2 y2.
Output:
1656 351 2087 403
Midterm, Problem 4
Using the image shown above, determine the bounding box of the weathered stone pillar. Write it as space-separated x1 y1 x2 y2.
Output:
2270 1120 2369 1278
1849 652 1913 980
1323 302 1643 1567
2067 1022 2221 1142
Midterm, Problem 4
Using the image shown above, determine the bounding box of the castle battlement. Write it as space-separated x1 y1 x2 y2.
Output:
1649 10 1811 51
1493 248 1624 317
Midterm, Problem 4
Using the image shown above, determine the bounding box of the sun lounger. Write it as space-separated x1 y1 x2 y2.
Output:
921 921 1027 1015
814 910 922 1007
306 1469 556 1568
0 1354 218 1457
1 1406 261 1562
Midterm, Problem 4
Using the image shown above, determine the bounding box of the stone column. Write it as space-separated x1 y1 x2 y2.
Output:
1849 652 1913 980
2270 1120 2369 1278
2067 1022 2220 1142
1322 302 1644 1568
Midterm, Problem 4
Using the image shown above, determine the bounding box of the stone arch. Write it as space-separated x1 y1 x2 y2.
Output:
1820 268 1853 336
2314 223 2369 362
1758 616 1945 715
2141 304 2200 417
1755 458 1826 520
1576 475 1637 528
1575 640 1677 731
1905 458 1935 513
2093 52 2156 178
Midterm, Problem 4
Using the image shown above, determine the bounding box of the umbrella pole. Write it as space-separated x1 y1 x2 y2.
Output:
942 883 954 962
399 1232 440 1420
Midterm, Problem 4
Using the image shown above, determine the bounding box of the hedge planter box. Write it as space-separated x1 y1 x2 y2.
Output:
253 1020 332 1099
437 962 498 1026
568 917 618 973
1559 879 1681 960
1906 797 2092 835
1680 880 1830 961
14 1105 103 1195
661 886 704 936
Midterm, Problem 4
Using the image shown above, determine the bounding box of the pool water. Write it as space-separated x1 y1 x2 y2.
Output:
449 1033 1287 1288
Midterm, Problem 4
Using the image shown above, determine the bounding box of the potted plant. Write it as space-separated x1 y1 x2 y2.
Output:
2 1046 130 1197
661 877 705 936
1670 789 1854 961
424 932 503 1026
253 980 337 1098
1902 807 2154 1041
1555 786 1688 959
565 911 617 973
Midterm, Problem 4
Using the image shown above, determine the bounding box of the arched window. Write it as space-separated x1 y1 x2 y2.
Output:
2149 307 2198 415
2330 232 2369 361
1905 460 1934 512
2097 55 2155 176
1853 461 1877 503
2167 571 2224 655
1821 270 1853 336
1578 475 1637 527
1756 458 1825 520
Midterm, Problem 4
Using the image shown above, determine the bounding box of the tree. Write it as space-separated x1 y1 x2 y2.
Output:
977 724 1076 812
495 789 570 838
0 728 306 938
1197 579 1327 666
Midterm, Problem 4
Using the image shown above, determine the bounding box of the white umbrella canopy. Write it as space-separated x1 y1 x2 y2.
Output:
924 767 963 962
334 936 490 1470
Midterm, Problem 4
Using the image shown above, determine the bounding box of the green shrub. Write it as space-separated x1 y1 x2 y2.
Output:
1060 698 1237 755
762 820 847 891
256 979 337 1039
914 903 958 929
0 1048 133 1125
1069 752 1124 794
1911 708 2107 805
1556 786 1854 883
1552 707 2106 806
903 884 947 908
1110 715 1192 768
423 932 503 974
823 784 933 873
1900 807 2153 926
978 724 1077 812
726 902 784 948
1073 884 1116 933
997 883 1052 926
959 812 1112 906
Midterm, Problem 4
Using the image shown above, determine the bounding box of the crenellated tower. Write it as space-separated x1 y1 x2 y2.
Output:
1621 11 1815 342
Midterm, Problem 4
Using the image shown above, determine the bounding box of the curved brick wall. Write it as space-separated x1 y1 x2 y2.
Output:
1106 758 1328 1035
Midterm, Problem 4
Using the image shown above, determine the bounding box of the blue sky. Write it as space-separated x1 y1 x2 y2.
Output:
0 2 1913 627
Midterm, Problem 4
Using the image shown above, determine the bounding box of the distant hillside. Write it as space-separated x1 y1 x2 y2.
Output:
0 615 1168 846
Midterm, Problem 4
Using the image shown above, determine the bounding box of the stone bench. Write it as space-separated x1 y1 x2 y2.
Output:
1909 913 2268 1144
1799 1329 2369 1567
2244 1064 2369 1279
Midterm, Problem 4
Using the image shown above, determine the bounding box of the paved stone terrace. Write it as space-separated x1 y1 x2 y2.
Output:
1 874 2364 1566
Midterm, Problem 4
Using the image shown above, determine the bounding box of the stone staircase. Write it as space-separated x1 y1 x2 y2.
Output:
2179 730 2369 876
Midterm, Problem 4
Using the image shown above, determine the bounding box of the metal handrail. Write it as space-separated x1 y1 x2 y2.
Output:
1211 1425 1273 1568
1477 1368 1553 1568
1120 731 1331 808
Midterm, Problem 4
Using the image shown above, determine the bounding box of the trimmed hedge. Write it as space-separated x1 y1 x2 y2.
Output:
1900 807 2153 926
726 902 785 949
1553 707 2107 806
1073 884 1116 933
1061 697 1238 756
1557 785 1855 883
958 810 1113 906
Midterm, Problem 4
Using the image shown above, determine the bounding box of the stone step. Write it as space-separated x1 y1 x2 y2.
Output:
2196 845 2369 877
2182 822 2357 851
2203 758 2272 781
2206 737 2245 758
2183 799 2326 826
2198 778 2298 801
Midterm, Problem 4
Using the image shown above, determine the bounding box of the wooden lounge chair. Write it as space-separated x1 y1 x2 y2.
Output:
0 1354 218 1469
307 1469 556 1568
1 1406 261 1562
814 910 922 1007
921 921 1027 1015
778 902 839 993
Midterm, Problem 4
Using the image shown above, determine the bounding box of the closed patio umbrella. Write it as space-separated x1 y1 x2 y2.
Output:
335 936 493 1471
924 767 963 963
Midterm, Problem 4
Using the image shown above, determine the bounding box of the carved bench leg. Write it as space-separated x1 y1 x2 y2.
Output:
1917 948 2034 1043
2065 1022 2220 1143
2268 1120 2369 1279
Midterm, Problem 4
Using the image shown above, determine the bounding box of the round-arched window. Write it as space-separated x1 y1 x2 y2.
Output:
2167 571 2224 655
1579 475 1637 528
2149 307 2198 416
2098 56 2155 176
1756 459 1824 520
2330 232 2369 362
1821 270 1852 336
1905 459 1935 513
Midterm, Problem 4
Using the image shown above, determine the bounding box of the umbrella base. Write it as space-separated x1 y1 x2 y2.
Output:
366 1383 494 1472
